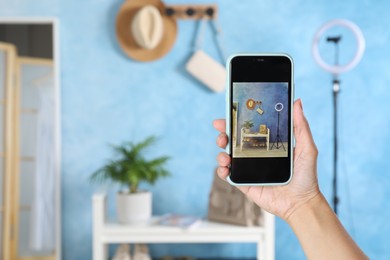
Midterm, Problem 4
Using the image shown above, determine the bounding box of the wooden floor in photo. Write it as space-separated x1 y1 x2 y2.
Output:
234 143 288 158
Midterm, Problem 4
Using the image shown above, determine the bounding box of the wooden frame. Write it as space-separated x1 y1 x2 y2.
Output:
0 41 18 260
0 17 61 260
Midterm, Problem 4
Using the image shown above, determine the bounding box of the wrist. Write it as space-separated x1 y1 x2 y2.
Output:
284 191 325 225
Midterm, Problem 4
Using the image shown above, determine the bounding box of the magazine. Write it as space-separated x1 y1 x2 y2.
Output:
158 214 202 229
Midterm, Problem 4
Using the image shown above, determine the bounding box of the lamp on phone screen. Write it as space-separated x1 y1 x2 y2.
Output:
275 103 283 112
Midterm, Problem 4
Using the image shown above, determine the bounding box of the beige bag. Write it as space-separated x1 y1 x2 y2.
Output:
185 18 226 93
208 170 264 226
186 50 225 93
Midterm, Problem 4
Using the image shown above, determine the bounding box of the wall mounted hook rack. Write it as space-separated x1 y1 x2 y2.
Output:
165 4 218 20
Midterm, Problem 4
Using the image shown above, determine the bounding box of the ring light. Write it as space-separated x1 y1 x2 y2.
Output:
271 103 285 151
312 19 365 215
312 19 365 74
275 103 283 112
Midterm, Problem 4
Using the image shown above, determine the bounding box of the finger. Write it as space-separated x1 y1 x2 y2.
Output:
213 119 226 133
217 166 229 180
293 99 317 152
217 133 228 148
217 152 231 167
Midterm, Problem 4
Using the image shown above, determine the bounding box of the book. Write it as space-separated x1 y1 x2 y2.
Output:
158 214 202 229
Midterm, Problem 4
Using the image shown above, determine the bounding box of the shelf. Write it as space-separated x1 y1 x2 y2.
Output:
101 219 266 244
93 193 274 260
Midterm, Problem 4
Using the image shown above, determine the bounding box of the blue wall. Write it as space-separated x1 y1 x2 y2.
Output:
2 0 390 259
233 82 289 142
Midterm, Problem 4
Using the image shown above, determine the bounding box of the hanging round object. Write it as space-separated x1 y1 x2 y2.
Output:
246 99 256 110
116 0 178 62
275 103 284 112
312 19 365 75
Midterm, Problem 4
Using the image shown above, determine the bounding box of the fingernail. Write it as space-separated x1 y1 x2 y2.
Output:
299 99 303 111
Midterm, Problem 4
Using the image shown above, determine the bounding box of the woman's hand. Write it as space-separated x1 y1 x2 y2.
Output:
213 99 320 221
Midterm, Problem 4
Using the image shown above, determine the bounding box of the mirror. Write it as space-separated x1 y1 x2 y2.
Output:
0 18 60 260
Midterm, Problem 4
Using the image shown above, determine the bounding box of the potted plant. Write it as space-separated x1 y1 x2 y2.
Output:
242 120 254 133
90 136 170 224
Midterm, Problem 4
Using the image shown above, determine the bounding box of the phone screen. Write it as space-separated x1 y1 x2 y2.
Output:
228 54 293 185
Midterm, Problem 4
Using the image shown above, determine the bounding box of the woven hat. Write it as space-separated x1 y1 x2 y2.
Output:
116 0 177 62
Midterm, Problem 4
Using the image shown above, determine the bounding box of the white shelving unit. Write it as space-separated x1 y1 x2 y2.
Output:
92 194 275 260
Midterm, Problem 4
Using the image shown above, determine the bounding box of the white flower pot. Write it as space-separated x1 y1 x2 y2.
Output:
116 191 152 224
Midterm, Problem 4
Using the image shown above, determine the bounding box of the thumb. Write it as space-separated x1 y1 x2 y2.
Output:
293 99 317 152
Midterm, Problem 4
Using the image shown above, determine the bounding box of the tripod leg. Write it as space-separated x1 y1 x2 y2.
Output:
280 137 286 151
271 138 279 150
277 135 286 151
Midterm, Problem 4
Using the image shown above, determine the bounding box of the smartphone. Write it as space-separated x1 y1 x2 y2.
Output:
226 53 294 185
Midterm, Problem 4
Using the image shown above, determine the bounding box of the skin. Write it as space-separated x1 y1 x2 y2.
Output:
213 99 368 260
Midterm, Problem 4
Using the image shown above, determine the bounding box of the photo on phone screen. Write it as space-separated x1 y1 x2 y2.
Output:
227 54 293 185
232 82 288 158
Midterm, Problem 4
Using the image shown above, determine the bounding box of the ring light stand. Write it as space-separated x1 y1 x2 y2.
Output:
312 19 365 215
271 103 285 151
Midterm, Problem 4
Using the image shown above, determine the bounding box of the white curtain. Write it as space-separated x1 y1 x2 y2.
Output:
29 72 56 252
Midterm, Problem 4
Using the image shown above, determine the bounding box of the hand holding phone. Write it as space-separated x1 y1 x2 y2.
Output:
215 99 319 218
226 53 294 185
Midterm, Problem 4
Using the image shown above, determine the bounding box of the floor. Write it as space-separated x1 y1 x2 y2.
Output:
233 143 288 158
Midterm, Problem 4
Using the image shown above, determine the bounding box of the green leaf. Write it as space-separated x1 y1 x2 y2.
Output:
89 136 171 193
